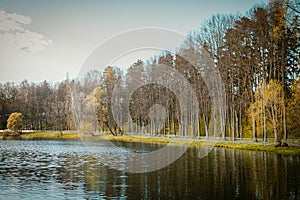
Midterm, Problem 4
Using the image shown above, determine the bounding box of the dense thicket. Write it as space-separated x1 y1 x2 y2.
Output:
0 0 299 140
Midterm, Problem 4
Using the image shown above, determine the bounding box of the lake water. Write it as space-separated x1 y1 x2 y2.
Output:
0 140 299 199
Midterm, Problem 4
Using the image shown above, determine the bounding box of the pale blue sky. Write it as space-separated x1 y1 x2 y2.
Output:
0 0 266 83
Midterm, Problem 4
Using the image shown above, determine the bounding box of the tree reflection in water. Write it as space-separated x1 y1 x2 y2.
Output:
0 140 299 199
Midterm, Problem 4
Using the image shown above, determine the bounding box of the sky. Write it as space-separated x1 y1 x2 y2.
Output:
0 0 266 84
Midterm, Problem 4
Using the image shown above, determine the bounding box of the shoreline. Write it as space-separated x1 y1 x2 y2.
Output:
1 132 300 156
98 135 300 156
1 132 81 140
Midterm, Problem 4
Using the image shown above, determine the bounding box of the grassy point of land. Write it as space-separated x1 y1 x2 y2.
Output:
213 142 300 156
20 132 80 140
1 131 299 155
98 134 300 156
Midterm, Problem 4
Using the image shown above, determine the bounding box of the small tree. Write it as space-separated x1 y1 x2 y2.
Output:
7 112 24 132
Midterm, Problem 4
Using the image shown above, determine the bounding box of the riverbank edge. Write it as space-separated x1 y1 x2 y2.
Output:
99 135 300 156
1 132 300 156
4 132 81 140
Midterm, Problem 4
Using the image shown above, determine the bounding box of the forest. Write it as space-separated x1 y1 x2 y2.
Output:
0 0 299 141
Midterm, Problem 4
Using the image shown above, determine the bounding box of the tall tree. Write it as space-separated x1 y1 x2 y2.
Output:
250 80 285 142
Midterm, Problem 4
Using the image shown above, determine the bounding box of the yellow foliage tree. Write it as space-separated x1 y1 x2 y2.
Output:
287 79 300 138
7 112 23 132
249 80 284 142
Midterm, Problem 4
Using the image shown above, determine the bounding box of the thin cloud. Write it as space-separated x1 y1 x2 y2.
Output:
0 9 52 53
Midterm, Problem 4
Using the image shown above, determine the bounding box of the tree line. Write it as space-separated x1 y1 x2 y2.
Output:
0 79 74 131
0 0 299 141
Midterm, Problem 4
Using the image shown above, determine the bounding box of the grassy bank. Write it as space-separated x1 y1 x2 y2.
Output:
98 135 300 156
20 132 80 140
1 132 300 155
213 142 300 156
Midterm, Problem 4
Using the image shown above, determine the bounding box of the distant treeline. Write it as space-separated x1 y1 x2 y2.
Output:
0 0 299 140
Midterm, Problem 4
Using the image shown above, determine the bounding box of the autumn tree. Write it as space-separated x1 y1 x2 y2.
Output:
287 79 300 138
249 80 285 142
88 87 111 134
7 112 23 132
86 66 121 136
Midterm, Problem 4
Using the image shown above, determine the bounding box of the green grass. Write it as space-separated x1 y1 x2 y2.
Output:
97 135 199 146
21 132 80 140
3 131 300 155
97 135 173 144
97 134 300 156
214 142 300 155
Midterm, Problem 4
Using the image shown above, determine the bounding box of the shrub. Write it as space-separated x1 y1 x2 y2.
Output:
7 112 23 133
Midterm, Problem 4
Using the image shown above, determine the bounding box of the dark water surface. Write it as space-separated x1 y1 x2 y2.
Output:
0 140 299 199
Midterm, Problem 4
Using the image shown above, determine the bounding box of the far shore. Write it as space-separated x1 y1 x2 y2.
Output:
0 131 81 140
1 131 300 156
